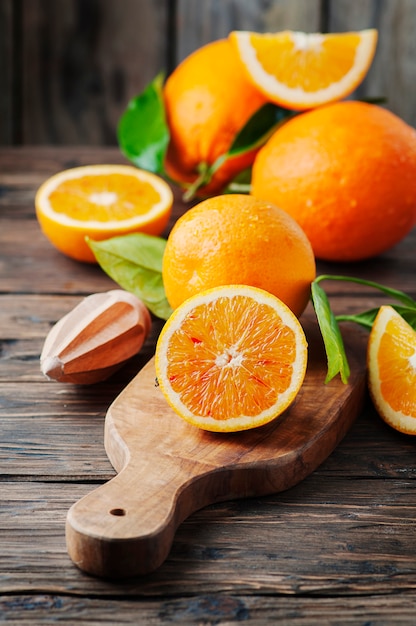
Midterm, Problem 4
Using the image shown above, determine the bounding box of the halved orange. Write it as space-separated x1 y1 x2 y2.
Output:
229 29 378 110
367 305 416 434
155 284 308 432
35 164 173 263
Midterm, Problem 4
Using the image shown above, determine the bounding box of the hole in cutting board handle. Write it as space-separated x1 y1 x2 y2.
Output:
109 508 126 516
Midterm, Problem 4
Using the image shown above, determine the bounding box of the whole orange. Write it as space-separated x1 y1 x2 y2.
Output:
162 194 316 317
163 39 267 197
251 101 416 262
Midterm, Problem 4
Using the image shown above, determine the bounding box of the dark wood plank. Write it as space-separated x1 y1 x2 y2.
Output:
175 0 322 61
162 0 416 129
2 478 416 596
0 0 14 144
2 592 416 624
0 147 187 294
0 221 118 294
0 146 129 218
3 0 416 146
0 146 415 621
2 216 413 295
0 294 164 384
19 0 169 144
329 0 416 127
1 383 415 480
320 402 416 479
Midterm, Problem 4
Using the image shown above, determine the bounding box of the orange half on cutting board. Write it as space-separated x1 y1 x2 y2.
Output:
155 284 308 433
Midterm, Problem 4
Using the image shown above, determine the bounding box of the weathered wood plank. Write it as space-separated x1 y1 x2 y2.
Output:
0 145 127 175
0 150 187 296
1 479 416 596
1 219 414 296
1 388 415 480
328 0 416 126
0 291 411 385
3 592 416 624
175 0 322 61
0 145 415 620
3 0 416 146
20 0 169 144
0 146 128 217
0 0 14 145
0 220 115 294
0 294 163 384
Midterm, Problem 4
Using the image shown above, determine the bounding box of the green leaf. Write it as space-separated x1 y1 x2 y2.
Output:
227 103 296 158
337 305 416 331
311 281 351 384
315 274 416 308
117 73 169 175
336 308 380 330
87 233 173 320
224 167 253 194
311 274 416 383
182 103 295 200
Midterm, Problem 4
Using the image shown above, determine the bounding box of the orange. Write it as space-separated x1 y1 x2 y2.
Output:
367 306 416 435
35 164 173 263
155 284 308 432
162 194 315 317
163 39 268 197
229 29 377 110
251 101 416 262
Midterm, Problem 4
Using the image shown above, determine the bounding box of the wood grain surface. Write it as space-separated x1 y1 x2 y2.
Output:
1 147 416 624
2 0 416 145
66 319 366 578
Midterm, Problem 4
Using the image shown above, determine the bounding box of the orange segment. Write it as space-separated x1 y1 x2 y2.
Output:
155 285 308 432
229 29 378 109
367 306 416 434
35 164 173 263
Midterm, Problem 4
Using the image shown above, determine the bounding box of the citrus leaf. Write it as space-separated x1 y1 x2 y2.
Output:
227 103 295 158
224 167 252 194
117 73 169 175
184 103 295 200
311 274 416 383
337 305 416 330
311 281 351 384
87 233 172 320
315 274 416 308
336 308 380 330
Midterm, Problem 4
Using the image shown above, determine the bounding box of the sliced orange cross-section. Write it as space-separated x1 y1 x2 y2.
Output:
35 164 173 263
155 285 308 433
229 29 378 110
367 305 416 435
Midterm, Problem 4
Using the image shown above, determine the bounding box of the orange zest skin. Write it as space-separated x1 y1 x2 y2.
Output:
163 39 268 196
35 164 173 263
162 194 315 317
155 285 308 433
251 101 416 262
367 306 416 434
229 29 378 110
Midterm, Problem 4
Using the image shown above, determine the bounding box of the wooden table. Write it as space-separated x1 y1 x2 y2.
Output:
1 146 416 624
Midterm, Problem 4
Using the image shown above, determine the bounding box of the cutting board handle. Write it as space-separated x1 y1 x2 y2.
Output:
65 327 366 579
66 457 199 578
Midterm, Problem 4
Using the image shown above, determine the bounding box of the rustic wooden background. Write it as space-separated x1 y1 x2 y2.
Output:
1 0 416 146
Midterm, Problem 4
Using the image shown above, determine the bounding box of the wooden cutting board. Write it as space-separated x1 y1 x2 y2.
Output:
66 318 367 579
